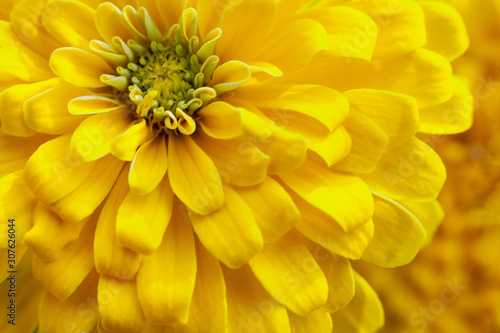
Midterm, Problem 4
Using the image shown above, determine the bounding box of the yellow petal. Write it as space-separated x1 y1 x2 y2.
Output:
399 199 444 247
275 0 310 20
280 157 374 232
24 85 93 135
129 135 168 195
255 19 327 72
0 133 54 178
197 30 222 63
198 101 243 139
50 47 114 88
316 252 355 313
236 100 349 168
94 2 134 45
236 177 300 243
330 272 384 333
137 207 196 325
94 170 142 279
216 0 276 61
223 264 292 333
168 134 223 215
259 129 308 174
70 110 134 162
50 155 125 223
247 61 284 77
0 21 54 81
419 76 474 135
196 0 226 38
303 49 453 109
224 98 308 173
99 275 147 333
211 60 252 95
100 74 130 92
9 0 64 58
0 171 37 249
45 0 100 51
182 9 198 41
32 212 96 300
361 138 446 202
156 0 187 28
169 242 227 333
232 101 275 141
122 6 150 43
334 109 388 173
288 309 332 333
137 0 166 33
24 134 98 204
309 125 352 167
111 120 153 161
342 89 419 148
90 40 128 67
248 85 349 133
361 193 426 267
248 232 328 316
194 130 270 186
0 78 63 137
116 177 174 255
39 271 99 333
176 108 197 135
288 187 374 260
189 186 263 269
347 0 426 60
298 6 377 62
24 201 86 261
419 1 469 61
69 95 128 115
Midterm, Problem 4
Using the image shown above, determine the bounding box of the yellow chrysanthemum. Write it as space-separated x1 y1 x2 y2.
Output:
0 0 471 332
357 0 500 332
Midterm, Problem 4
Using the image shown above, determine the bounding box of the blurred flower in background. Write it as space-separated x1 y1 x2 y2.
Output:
357 0 500 332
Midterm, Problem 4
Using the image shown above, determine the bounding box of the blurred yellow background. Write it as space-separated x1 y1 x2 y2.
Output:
358 0 500 332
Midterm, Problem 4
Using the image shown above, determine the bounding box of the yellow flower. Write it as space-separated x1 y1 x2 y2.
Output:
357 0 500 332
0 0 470 332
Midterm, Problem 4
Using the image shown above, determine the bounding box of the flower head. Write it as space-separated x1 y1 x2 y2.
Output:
0 0 471 332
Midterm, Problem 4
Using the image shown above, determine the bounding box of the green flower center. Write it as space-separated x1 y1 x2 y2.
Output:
97 7 222 135
130 41 199 109
119 36 213 135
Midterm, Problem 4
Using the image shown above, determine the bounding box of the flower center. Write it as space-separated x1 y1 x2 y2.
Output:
98 7 221 135
130 41 199 110
122 39 206 135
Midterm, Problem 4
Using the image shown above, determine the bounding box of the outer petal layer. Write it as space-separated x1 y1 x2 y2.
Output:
361 138 446 202
249 233 329 316
330 272 384 333
189 186 263 269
